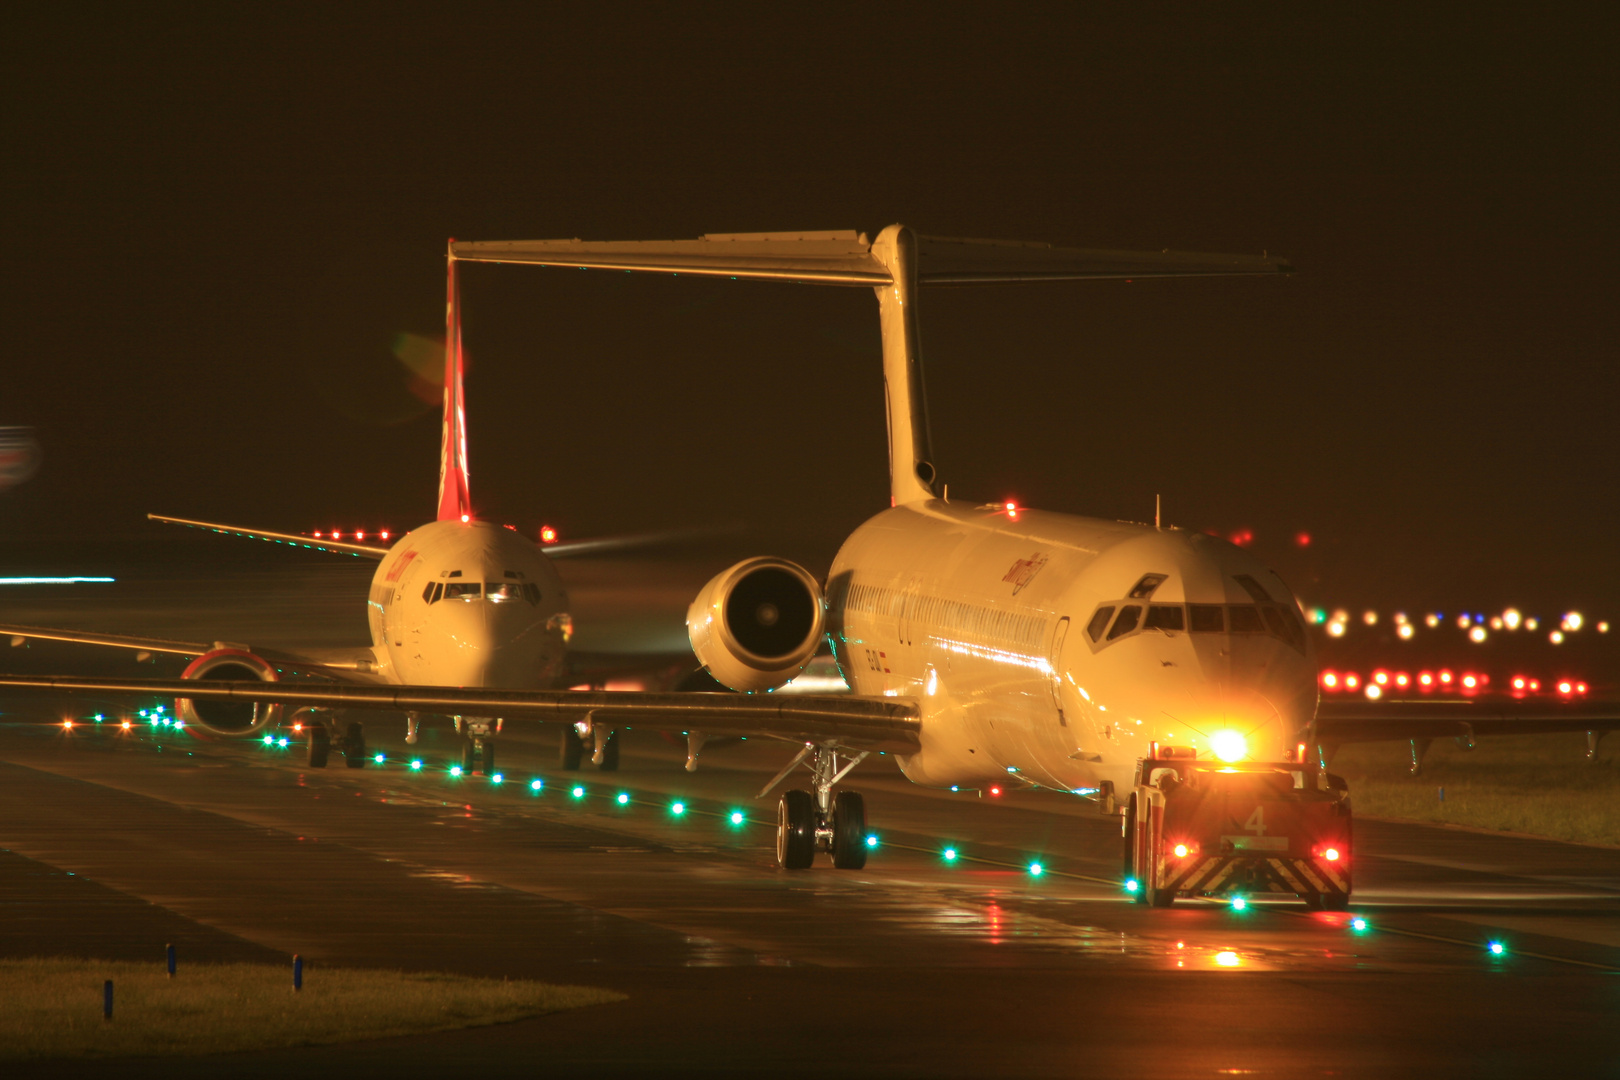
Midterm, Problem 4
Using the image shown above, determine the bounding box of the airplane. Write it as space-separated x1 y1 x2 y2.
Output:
0 250 678 776
5 225 1616 874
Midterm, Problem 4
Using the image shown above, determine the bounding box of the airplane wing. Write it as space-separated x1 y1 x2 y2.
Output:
0 674 921 752
0 625 381 675
1316 697 1620 745
149 514 392 558
449 230 1290 286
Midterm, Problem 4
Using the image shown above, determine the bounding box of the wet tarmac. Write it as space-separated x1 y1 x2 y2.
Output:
1 554 1618 1076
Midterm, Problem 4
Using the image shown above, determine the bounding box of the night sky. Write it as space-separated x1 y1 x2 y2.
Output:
4 6 1616 617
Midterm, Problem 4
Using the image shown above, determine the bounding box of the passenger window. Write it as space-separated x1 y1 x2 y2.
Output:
1107 605 1142 640
1129 573 1168 599
1189 604 1224 632
1144 605 1185 632
422 582 435 604
1086 606 1116 642
1228 605 1265 632
486 582 522 603
443 582 481 601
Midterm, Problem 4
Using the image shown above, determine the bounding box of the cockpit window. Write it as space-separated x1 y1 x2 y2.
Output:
1188 604 1224 632
1129 573 1168 599
422 582 436 604
443 581 481 601
486 582 523 603
1232 574 1273 602
1086 606 1116 642
522 583 542 605
1107 605 1142 640
1227 605 1266 632
1144 604 1185 632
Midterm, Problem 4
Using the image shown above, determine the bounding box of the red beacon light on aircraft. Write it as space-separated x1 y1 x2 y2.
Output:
539 525 559 545
1004 501 1020 520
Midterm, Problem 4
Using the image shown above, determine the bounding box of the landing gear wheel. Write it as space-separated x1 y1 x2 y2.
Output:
559 725 583 770
777 789 816 870
341 721 366 768
831 790 868 869
461 737 477 775
597 731 619 771
480 739 496 777
1146 879 1176 908
306 725 330 769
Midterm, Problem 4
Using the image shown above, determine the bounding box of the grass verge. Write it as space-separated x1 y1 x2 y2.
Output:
1331 732 1620 846
0 959 624 1060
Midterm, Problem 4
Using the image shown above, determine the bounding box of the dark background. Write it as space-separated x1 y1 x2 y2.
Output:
3 4 1616 620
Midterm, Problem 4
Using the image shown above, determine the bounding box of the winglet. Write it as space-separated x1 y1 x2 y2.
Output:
437 241 473 522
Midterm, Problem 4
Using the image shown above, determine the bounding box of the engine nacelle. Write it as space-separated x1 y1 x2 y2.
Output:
175 648 284 737
687 557 825 692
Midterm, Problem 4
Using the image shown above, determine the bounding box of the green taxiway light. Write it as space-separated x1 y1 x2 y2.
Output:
409 759 423 771
1351 917 1368 932
449 765 463 777
373 753 385 764
1488 941 1506 956
1231 896 1248 911
571 785 586 799
1028 862 1044 877
942 848 957 862
670 801 686 816
490 773 503 784
616 792 630 805
865 835 879 848
729 811 745 826
530 779 543 791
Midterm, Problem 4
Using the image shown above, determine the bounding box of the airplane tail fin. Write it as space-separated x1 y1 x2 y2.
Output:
437 242 472 522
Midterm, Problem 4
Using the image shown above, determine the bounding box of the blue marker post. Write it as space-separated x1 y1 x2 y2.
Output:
293 954 303 991
103 979 113 1020
167 943 176 978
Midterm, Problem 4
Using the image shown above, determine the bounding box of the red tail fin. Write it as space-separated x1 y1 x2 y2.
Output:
437 243 472 522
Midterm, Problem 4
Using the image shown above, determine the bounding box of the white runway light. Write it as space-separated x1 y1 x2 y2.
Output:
0 576 115 585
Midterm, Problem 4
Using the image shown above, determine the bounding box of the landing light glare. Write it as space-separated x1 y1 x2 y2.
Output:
1209 730 1248 763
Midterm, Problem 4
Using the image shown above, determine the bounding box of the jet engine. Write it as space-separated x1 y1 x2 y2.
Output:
687 557 825 692
175 648 285 736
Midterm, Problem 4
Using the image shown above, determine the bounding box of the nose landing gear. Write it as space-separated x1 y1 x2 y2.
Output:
770 744 870 870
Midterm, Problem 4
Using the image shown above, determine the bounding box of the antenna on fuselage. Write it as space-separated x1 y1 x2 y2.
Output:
1155 494 1162 530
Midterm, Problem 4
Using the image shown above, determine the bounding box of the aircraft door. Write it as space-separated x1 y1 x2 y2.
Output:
1048 616 1070 726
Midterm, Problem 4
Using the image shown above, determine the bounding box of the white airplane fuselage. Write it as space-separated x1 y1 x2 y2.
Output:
828 500 1318 796
365 520 571 688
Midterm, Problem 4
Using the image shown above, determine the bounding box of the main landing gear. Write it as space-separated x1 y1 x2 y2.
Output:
296 708 365 770
772 744 869 870
455 717 501 776
558 715 619 772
